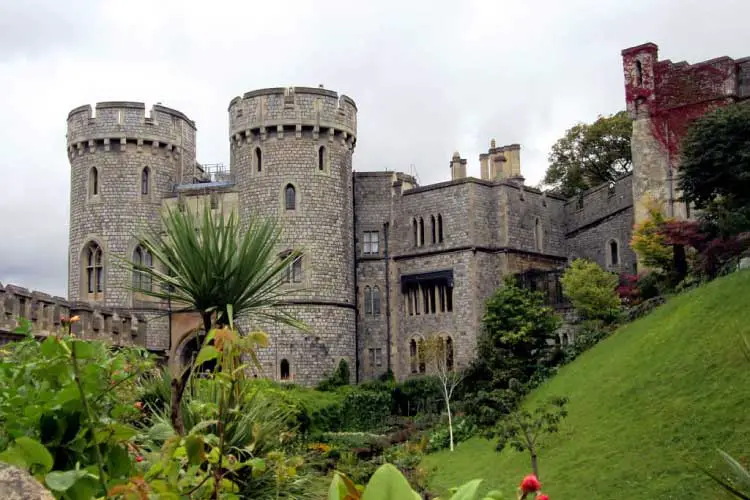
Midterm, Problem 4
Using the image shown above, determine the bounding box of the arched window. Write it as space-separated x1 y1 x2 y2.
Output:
280 359 290 380
141 167 150 195
534 218 543 252
132 245 152 291
318 146 326 171
609 240 619 266
430 215 436 244
418 217 424 247
255 147 262 172
418 339 426 373
635 60 643 86
445 336 454 371
89 167 99 197
409 339 418 373
412 218 418 248
84 242 104 296
437 214 444 242
285 184 296 210
372 286 381 315
364 286 372 315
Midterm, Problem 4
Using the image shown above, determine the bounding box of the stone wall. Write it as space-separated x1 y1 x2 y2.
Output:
564 174 637 274
0 283 146 345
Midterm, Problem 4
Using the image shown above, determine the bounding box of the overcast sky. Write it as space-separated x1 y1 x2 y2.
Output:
1 0 749 297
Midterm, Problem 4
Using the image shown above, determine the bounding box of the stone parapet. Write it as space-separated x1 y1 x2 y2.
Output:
228 87 356 147
0 283 146 345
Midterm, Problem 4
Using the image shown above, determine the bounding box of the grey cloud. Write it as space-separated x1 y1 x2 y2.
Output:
2 0 750 295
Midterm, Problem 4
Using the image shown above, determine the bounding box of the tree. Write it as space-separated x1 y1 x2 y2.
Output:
679 102 750 235
560 259 621 322
468 277 560 407
421 335 465 452
630 206 674 273
544 111 632 197
124 205 306 434
489 396 568 479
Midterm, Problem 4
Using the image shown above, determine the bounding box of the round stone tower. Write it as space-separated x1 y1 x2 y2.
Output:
66 101 197 350
228 86 357 385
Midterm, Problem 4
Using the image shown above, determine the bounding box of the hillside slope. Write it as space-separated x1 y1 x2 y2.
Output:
423 270 750 498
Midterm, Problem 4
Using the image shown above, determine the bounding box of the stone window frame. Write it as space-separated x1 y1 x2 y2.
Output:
412 218 418 248
607 238 621 268
418 217 425 247
140 166 151 196
79 237 106 302
409 336 424 374
129 240 159 307
437 214 444 243
363 230 379 255
363 285 381 316
280 181 301 214
316 144 330 174
279 248 308 289
534 217 544 252
87 166 101 203
254 146 263 173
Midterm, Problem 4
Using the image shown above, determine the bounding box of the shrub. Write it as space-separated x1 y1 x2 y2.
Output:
340 389 391 432
426 417 477 452
561 259 621 322
316 359 351 391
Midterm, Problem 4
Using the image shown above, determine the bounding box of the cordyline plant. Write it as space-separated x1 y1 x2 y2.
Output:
122 205 308 435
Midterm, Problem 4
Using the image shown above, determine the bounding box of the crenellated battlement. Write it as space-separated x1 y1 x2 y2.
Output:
66 101 196 160
0 283 147 346
227 86 357 149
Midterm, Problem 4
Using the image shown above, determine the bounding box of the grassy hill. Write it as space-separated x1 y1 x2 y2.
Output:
422 270 750 499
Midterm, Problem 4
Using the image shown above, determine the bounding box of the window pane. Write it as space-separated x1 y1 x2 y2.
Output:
364 287 372 315
373 287 381 315
293 257 303 282
372 232 379 253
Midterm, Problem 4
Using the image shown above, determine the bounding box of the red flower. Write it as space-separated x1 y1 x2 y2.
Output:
520 474 541 493
538 495 550 500
136 456 143 463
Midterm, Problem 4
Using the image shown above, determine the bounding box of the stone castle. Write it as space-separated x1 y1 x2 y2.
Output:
1 42 748 384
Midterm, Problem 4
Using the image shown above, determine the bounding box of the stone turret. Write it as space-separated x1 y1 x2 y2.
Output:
228 86 357 384
66 101 196 350
450 151 467 180
479 139 522 181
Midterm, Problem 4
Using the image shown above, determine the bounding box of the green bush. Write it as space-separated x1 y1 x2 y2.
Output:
561 259 621 322
341 390 391 432
426 417 477 452
316 359 351 391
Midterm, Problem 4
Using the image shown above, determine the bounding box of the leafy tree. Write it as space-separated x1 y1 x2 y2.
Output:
317 358 351 391
679 102 750 235
560 259 621 322
421 335 465 452
630 206 674 273
488 396 568 479
544 111 632 197
468 277 560 400
124 205 307 434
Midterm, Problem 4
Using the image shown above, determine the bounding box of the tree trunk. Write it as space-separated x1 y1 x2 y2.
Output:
530 448 539 479
447 397 455 452
673 244 687 283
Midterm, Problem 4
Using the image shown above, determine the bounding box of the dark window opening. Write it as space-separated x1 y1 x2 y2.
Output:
418 339 426 373
437 214 444 242
610 240 619 266
372 286 381 315
318 146 325 171
412 219 418 248
410 339 418 373
635 60 643 86
430 215 436 244
141 167 150 195
280 359 290 380
285 184 296 210
90 167 99 197
255 147 262 172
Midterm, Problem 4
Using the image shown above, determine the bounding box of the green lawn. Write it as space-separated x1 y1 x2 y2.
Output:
422 270 750 499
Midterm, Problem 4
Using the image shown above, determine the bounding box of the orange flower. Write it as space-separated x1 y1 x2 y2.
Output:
520 474 541 494
134 401 144 411
70 315 80 323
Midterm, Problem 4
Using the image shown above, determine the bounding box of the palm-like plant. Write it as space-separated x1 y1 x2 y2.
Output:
124 204 307 433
